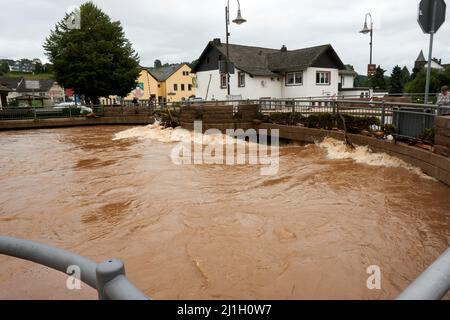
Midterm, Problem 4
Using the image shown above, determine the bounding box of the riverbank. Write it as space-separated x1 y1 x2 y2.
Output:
0 116 155 130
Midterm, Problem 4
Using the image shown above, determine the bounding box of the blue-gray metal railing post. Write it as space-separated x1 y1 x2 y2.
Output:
381 100 386 126
96 259 125 300
0 236 149 300
397 247 450 300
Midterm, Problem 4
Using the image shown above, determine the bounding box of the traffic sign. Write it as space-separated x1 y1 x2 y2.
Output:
367 64 377 76
418 0 446 34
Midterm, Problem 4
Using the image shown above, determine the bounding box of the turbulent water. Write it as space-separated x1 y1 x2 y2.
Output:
0 125 449 300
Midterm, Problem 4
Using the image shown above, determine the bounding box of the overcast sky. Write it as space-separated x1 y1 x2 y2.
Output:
0 0 449 75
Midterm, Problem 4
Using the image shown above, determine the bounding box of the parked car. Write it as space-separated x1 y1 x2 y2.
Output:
53 103 93 114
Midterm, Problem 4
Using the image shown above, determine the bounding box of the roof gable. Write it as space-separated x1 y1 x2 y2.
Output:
192 40 345 76
268 45 345 72
147 64 189 81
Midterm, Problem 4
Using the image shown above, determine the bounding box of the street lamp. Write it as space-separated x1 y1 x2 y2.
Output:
359 13 374 66
225 0 247 96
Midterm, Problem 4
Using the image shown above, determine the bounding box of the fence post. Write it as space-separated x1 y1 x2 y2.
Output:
96 259 125 300
381 101 386 127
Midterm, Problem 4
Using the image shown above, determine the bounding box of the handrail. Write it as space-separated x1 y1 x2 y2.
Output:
397 247 450 300
0 236 149 300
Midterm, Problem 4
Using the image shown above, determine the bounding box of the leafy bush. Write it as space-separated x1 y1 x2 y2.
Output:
263 112 380 133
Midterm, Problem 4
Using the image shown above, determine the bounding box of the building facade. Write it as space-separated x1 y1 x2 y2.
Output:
192 39 359 100
116 63 195 104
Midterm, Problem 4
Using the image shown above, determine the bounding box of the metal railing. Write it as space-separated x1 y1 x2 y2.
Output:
258 98 450 142
397 247 450 300
0 236 149 300
1 98 449 142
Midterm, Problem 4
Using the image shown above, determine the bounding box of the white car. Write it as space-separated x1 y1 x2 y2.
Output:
54 103 93 114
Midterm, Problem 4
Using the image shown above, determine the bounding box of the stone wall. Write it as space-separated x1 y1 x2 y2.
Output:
434 116 450 158
102 106 152 117
179 104 259 132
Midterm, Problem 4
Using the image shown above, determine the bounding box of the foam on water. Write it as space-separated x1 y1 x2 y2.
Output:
113 122 192 143
113 122 260 147
316 137 433 179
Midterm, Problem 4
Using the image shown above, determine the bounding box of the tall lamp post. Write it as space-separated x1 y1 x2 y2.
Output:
225 0 247 96
359 13 374 67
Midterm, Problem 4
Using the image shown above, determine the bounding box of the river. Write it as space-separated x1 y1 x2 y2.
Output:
0 125 449 299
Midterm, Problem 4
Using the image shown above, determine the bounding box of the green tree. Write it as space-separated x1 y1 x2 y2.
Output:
404 67 450 95
401 67 410 86
34 61 45 73
44 2 140 104
154 59 162 68
389 65 403 94
0 61 9 75
369 66 387 90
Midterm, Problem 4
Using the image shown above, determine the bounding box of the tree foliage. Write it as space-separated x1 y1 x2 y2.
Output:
44 2 140 103
405 67 450 94
369 66 387 90
390 65 403 94
0 61 9 75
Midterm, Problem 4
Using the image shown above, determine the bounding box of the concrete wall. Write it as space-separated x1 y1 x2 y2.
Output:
0 116 155 131
434 116 450 158
258 123 450 187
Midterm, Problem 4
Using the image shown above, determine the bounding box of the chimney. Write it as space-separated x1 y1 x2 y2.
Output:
213 38 222 46
281 45 287 52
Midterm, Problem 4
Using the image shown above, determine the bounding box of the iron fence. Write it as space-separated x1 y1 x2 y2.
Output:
0 236 149 300
258 98 450 141
1 98 449 142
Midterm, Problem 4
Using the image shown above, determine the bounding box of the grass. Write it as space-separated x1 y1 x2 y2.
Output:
0 72 54 80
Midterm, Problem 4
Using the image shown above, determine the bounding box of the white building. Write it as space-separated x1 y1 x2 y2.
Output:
192 39 363 100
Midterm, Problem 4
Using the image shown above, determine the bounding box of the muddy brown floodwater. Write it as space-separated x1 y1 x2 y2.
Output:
0 125 449 300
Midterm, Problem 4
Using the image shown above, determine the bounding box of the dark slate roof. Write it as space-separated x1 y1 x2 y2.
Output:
16 79 55 92
0 84 10 92
0 77 23 90
416 50 426 62
146 64 185 81
267 44 344 72
192 40 345 76
339 66 358 76
213 43 279 76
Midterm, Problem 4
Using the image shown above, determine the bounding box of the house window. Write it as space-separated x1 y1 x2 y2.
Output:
340 76 345 86
174 84 178 91
181 84 185 91
238 72 245 87
220 74 228 89
207 57 211 64
182 71 189 76
188 84 192 91
218 55 222 61
285 72 303 86
316 71 331 85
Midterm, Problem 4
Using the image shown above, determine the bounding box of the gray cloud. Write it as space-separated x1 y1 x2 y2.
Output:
0 0 449 75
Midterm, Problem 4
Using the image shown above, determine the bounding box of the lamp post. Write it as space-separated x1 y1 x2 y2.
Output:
359 13 374 66
225 0 247 96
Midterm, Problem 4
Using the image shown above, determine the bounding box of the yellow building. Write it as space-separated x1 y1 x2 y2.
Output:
125 63 195 103
100 63 196 105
